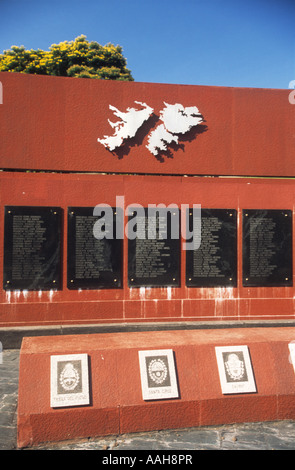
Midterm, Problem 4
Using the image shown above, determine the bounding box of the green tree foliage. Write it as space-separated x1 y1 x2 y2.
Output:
0 35 133 81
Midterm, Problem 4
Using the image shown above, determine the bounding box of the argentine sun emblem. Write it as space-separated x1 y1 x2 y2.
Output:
225 353 245 381
59 362 80 391
148 358 168 385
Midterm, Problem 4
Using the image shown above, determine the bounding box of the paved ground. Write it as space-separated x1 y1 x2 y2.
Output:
2 348 295 451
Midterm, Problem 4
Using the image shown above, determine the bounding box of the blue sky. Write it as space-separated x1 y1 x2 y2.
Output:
0 0 294 89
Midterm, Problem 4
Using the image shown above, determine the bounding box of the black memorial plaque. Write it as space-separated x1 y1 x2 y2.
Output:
3 206 62 290
186 208 237 287
128 207 180 287
67 206 123 289
242 209 292 287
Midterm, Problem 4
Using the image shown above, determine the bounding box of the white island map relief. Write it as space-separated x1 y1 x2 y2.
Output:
146 102 203 156
97 101 154 151
97 101 204 157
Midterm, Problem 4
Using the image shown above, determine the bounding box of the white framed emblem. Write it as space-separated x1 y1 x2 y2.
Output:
138 349 179 400
50 354 90 408
215 345 256 394
288 342 295 373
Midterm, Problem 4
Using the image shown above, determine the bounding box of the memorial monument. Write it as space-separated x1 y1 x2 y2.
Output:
0 72 295 327
1 72 295 447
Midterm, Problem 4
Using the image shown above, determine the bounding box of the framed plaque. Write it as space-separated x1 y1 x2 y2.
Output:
67 207 123 289
50 353 90 408
138 349 179 400
128 207 180 287
3 206 62 290
186 208 237 287
243 209 292 287
288 342 295 374
215 345 256 394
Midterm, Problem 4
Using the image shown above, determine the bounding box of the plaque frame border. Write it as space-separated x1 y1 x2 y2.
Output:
215 345 256 395
50 353 90 408
138 349 179 401
288 342 295 375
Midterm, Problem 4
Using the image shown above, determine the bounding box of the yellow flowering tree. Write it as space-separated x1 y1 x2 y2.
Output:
0 35 133 81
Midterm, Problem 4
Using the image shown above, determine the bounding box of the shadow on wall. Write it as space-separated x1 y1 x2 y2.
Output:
154 123 208 163
113 113 160 160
